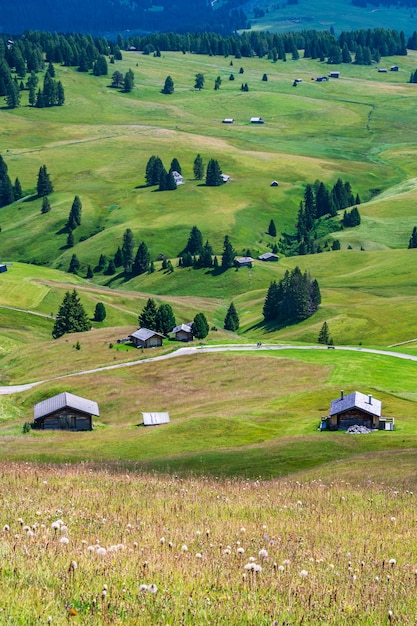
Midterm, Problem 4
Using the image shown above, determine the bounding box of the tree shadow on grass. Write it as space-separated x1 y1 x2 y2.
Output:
103 271 130 287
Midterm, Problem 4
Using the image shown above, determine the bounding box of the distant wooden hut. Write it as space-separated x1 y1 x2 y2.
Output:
130 328 165 348
0 264 7 273
258 252 279 262
172 323 194 342
33 392 98 430
250 117 264 124
235 256 254 267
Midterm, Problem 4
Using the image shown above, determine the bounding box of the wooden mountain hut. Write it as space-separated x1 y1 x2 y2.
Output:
33 392 98 430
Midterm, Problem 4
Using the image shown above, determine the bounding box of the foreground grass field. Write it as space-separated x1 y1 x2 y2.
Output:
1 462 417 625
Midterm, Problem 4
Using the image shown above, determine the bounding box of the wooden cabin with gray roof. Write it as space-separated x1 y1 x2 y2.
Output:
33 392 98 430
321 390 393 431
129 328 165 348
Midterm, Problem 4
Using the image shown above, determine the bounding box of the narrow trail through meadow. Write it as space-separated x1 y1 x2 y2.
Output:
1 343 417 395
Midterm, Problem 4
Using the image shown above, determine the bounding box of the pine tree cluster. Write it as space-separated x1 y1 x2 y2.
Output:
342 206 361 227
179 226 215 269
138 298 176 335
263 267 321 325
293 178 359 255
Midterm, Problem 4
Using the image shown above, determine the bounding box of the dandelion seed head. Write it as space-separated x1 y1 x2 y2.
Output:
96 546 107 556
389 558 396 566
258 549 268 559
59 537 69 545
237 547 245 554
139 584 148 592
181 544 188 552
278 565 285 572
195 552 202 559
223 548 231 555
2 525 9 532
168 541 173 549
299 569 308 577
147 584 158 594
160 537 165 544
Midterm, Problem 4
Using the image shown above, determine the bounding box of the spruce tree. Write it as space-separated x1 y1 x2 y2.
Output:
122 228 135 273
221 235 236 269
156 303 176 335
114 247 123 267
52 289 92 339
68 253 80 273
224 302 239 331
268 219 277 237
13 178 22 201
162 75 174 94
94 302 107 322
318 321 332 345
41 197 51 213
205 159 223 186
170 158 181 174
67 230 74 247
194 73 205 90
37 165 53 197
193 312 209 339
184 226 203 255
139 298 158 330
133 241 151 275
193 154 204 180
86 265 94 279
68 195 82 227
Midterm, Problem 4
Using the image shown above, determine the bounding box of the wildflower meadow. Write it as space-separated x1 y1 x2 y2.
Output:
1 463 416 624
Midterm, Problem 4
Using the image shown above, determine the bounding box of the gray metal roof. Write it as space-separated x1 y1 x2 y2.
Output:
142 412 170 426
236 256 254 264
130 328 165 341
258 252 279 261
172 324 193 333
34 392 99 420
330 391 381 418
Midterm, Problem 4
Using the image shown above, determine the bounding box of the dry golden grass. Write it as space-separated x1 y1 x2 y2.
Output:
1 462 416 625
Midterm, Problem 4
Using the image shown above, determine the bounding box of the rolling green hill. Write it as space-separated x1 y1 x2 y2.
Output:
2 47 417 476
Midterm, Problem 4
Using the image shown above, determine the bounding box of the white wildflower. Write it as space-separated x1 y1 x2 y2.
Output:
388 558 396 566
96 547 107 556
147 584 158 594
59 537 69 545
299 569 308 577
258 549 268 559
181 544 188 552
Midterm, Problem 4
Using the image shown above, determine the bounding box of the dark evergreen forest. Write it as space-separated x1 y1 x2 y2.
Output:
0 0 248 36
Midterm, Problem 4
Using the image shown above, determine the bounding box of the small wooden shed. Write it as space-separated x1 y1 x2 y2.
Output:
130 328 164 348
172 323 194 342
235 256 254 267
325 390 381 431
142 412 170 426
258 252 279 262
250 117 264 124
33 392 98 430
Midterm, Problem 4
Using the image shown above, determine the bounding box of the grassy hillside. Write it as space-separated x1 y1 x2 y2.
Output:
247 0 417 36
2 47 417 476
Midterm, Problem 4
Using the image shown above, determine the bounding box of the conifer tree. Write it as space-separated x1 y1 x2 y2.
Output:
52 289 92 339
184 226 203 255
86 265 94 279
122 228 135 273
318 321 332 345
133 241 151 275
41 197 51 213
170 158 181 174
408 226 417 249
268 219 277 237
221 235 236 269
193 312 209 339
161 75 174 94
37 165 53 197
224 302 239 331
193 154 204 180
94 302 107 322
13 178 22 201
68 253 80 273
139 298 158 330
205 159 223 186
155 303 176 335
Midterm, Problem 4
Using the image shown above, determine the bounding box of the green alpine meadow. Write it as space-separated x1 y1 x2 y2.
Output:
3 19 417 624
